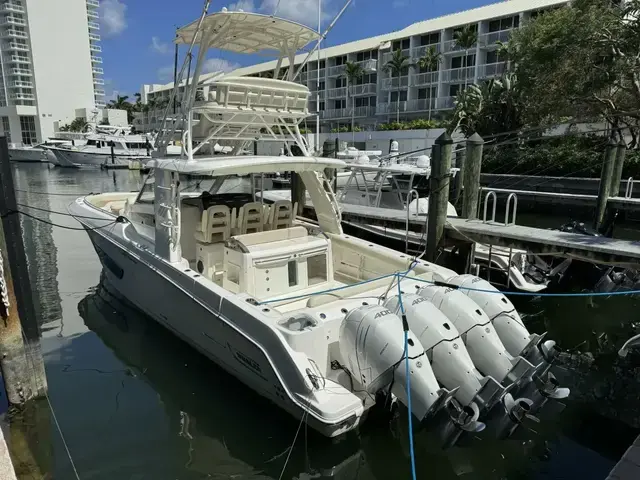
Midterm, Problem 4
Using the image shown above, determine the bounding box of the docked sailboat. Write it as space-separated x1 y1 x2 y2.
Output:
69 8 568 438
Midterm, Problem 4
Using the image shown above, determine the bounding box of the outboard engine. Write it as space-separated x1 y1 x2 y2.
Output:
444 275 569 400
418 285 535 387
384 295 496 427
339 305 453 420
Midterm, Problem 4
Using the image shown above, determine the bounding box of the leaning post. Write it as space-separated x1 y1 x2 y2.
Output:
610 137 627 198
0 136 48 405
426 132 453 263
594 137 618 231
462 133 484 219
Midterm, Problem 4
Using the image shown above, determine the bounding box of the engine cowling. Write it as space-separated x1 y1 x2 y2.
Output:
338 305 445 420
418 285 535 386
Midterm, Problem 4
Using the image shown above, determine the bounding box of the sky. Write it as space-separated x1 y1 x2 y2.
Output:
98 0 496 102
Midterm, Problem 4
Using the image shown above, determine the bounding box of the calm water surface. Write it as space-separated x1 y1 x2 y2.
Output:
5 163 640 479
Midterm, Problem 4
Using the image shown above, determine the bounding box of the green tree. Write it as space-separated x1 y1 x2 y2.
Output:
383 49 413 123
453 25 478 88
108 94 135 123
416 46 442 121
508 0 640 145
69 117 90 133
342 61 364 143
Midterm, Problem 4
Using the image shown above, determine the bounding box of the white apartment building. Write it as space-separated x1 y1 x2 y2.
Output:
0 0 105 145
138 0 568 133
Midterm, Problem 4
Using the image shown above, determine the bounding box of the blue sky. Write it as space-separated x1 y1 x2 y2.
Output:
99 0 494 101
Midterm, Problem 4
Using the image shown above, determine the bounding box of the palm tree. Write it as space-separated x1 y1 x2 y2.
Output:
383 49 413 123
69 117 90 133
342 61 364 143
416 46 442 121
108 94 131 110
454 25 478 89
133 92 142 112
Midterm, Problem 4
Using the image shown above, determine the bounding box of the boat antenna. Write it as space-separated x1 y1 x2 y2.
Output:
173 28 178 115
156 0 212 152
315 0 321 153
292 0 353 82
272 0 282 16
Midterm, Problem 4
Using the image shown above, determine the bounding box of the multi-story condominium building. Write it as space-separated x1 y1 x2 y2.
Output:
0 0 105 145
138 0 568 133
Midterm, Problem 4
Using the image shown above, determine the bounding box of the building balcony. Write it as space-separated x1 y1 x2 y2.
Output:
350 83 376 96
382 48 410 65
441 66 475 83
1 28 27 39
411 44 442 59
95 100 106 107
376 102 402 115
8 80 32 88
10 67 30 75
412 71 438 86
10 92 34 101
320 106 374 119
478 61 507 79
7 41 29 52
88 33 101 41
89 43 102 52
327 64 345 77
0 3 24 14
352 105 375 117
91 55 102 63
381 75 409 90
326 87 346 99
479 29 512 46
88 20 100 30
1 15 26 26
93 77 105 85
87 10 99 19
92 66 103 74
7 54 29 64
436 96 455 109
355 58 377 72
377 97 454 115
444 39 475 53
405 98 436 112
94 89 105 96
86 0 100 7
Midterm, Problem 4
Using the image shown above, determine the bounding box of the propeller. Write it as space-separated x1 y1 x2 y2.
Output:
447 400 486 433
535 371 570 400
503 394 540 425
538 339 559 363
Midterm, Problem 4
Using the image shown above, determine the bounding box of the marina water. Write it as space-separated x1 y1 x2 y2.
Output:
4 163 639 480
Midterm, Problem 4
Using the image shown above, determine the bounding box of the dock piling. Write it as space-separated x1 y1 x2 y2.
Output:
594 137 618 231
462 133 484 219
0 137 48 405
426 132 453 263
610 137 627 197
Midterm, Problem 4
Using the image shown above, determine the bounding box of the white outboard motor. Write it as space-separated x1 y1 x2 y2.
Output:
418 285 535 387
339 305 453 420
384 295 494 429
444 275 569 400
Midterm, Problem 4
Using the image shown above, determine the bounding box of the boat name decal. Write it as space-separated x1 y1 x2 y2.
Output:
228 343 267 381
374 309 391 319
411 297 427 306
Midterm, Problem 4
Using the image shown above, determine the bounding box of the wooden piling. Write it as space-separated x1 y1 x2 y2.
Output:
0 137 47 405
452 147 465 207
462 133 484 219
426 132 453 263
610 137 627 197
594 137 618 231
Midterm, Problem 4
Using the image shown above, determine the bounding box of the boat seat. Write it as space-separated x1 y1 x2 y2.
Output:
194 205 231 243
228 225 308 250
102 200 127 215
231 202 264 236
267 200 297 230
212 77 310 114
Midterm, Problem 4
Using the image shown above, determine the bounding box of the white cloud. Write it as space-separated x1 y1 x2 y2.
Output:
100 0 127 37
203 58 240 73
150 36 171 54
224 0 330 28
157 66 175 83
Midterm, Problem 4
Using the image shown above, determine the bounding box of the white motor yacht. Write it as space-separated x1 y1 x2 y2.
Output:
69 8 568 438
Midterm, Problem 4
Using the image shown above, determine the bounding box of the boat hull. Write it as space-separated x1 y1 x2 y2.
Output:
83 224 359 438
9 147 48 162
48 147 149 168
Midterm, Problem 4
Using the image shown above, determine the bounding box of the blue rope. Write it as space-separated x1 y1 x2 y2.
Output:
396 273 417 480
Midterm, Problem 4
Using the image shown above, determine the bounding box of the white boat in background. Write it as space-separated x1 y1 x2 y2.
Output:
69 7 568 439
9 144 49 163
44 132 153 168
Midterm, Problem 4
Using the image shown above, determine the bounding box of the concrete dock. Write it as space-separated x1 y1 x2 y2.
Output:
0 422 18 480
606 434 640 479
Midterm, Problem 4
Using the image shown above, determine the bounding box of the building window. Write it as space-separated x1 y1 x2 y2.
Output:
319 101 325 111
336 78 346 88
334 55 347 66
334 99 346 109
420 32 440 46
449 84 461 97
392 38 410 51
418 87 437 100
1 117 10 143
452 54 476 68
489 16 519 32
390 91 407 102
319 59 325 69
20 116 37 145
319 81 325 90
